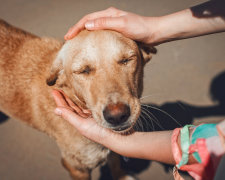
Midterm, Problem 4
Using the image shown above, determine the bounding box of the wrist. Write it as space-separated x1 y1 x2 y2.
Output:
146 9 194 45
144 16 164 45
146 14 184 45
145 15 179 46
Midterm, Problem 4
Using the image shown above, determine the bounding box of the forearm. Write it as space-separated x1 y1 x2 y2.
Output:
149 1 225 45
103 130 175 164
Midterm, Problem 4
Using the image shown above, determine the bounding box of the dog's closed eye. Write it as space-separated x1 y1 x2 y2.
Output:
73 66 93 75
118 59 132 65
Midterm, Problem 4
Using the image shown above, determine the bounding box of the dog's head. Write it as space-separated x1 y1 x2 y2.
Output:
47 30 156 132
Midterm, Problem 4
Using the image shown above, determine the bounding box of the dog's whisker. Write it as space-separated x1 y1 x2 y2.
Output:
140 109 155 131
141 108 158 131
139 114 150 131
141 106 161 126
142 110 155 131
140 113 154 131
139 93 161 100
141 107 165 130
141 104 182 127
176 101 187 111
134 120 141 132
136 117 144 132
135 115 145 131
138 116 148 132
134 117 144 132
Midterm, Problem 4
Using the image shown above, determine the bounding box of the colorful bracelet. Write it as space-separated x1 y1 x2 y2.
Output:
177 125 195 168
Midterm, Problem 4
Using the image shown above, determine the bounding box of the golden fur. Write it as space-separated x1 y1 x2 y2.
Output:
0 19 155 179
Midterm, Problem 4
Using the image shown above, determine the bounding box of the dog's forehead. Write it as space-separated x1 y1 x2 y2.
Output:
65 30 137 62
83 32 122 59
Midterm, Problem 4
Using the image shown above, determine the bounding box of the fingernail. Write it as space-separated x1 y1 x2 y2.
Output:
55 108 62 116
85 21 94 29
64 29 73 40
64 32 72 40
66 27 73 35
64 35 69 40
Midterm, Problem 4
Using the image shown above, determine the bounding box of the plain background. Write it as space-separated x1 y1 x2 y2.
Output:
0 0 225 179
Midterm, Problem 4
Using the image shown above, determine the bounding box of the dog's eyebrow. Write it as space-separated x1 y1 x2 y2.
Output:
71 61 85 70
129 53 138 58
121 52 138 60
127 48 138 55
71 59 95 71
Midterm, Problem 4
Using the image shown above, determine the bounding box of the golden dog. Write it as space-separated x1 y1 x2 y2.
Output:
0 19 155 179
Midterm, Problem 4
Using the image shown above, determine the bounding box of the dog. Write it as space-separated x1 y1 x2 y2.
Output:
0 19 155 179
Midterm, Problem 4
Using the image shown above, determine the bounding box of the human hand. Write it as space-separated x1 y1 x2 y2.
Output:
52 89 127 147
64 7 159 45
52 90 144 158
52 89 91 118
52 89 176 163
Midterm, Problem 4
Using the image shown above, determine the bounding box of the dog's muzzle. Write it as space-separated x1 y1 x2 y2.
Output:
103 102 131 131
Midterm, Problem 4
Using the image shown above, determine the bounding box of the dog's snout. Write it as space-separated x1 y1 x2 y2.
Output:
103 103 130 126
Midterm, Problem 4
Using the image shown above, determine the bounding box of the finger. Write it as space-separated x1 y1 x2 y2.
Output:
53 90 90 118
84 16 125 31
57 90 83 113
55 107 85 128
57 90 91 117
55 107 101 139
64 96 89 118
52 89 70 108
82 109 92 114
64 7 125 40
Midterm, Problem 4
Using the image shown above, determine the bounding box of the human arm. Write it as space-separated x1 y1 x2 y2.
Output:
153 1 225 45
64 1 225 45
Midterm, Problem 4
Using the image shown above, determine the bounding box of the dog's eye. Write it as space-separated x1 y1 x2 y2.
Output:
80 66 91 74
118 59 131 65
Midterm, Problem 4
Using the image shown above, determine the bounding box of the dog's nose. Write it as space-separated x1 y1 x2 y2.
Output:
103 103 130 126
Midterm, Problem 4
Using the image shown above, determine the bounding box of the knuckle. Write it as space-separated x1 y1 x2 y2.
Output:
95 18 107 27
121 17 128 24
107 6 118 12
119 17 128 28
84 14 92 21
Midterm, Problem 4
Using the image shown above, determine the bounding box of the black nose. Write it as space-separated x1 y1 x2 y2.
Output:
103 103 130 126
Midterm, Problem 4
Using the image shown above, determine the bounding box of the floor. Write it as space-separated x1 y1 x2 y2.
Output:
0 0 225 179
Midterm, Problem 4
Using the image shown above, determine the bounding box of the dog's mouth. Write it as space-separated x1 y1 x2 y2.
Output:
109 119 138 134
111 124 135 135
112 124 131 132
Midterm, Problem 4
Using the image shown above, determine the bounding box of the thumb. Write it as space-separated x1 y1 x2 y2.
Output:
55 108 130 154
85 17 124 31
54 107 107 140
55 107 85 128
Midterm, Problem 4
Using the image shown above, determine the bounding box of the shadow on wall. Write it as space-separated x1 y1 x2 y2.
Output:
0 111 8 124
99 70 225 179
191 0 225 19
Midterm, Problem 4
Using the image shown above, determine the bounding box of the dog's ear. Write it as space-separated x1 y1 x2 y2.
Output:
137 42 157 65
46 53 64 86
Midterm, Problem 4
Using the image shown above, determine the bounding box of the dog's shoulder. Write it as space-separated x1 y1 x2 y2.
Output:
0 19 38 59
0 19 62 66
0 19 37 39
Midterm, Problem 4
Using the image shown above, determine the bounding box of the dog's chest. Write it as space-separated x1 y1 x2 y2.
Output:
77 141 110 168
